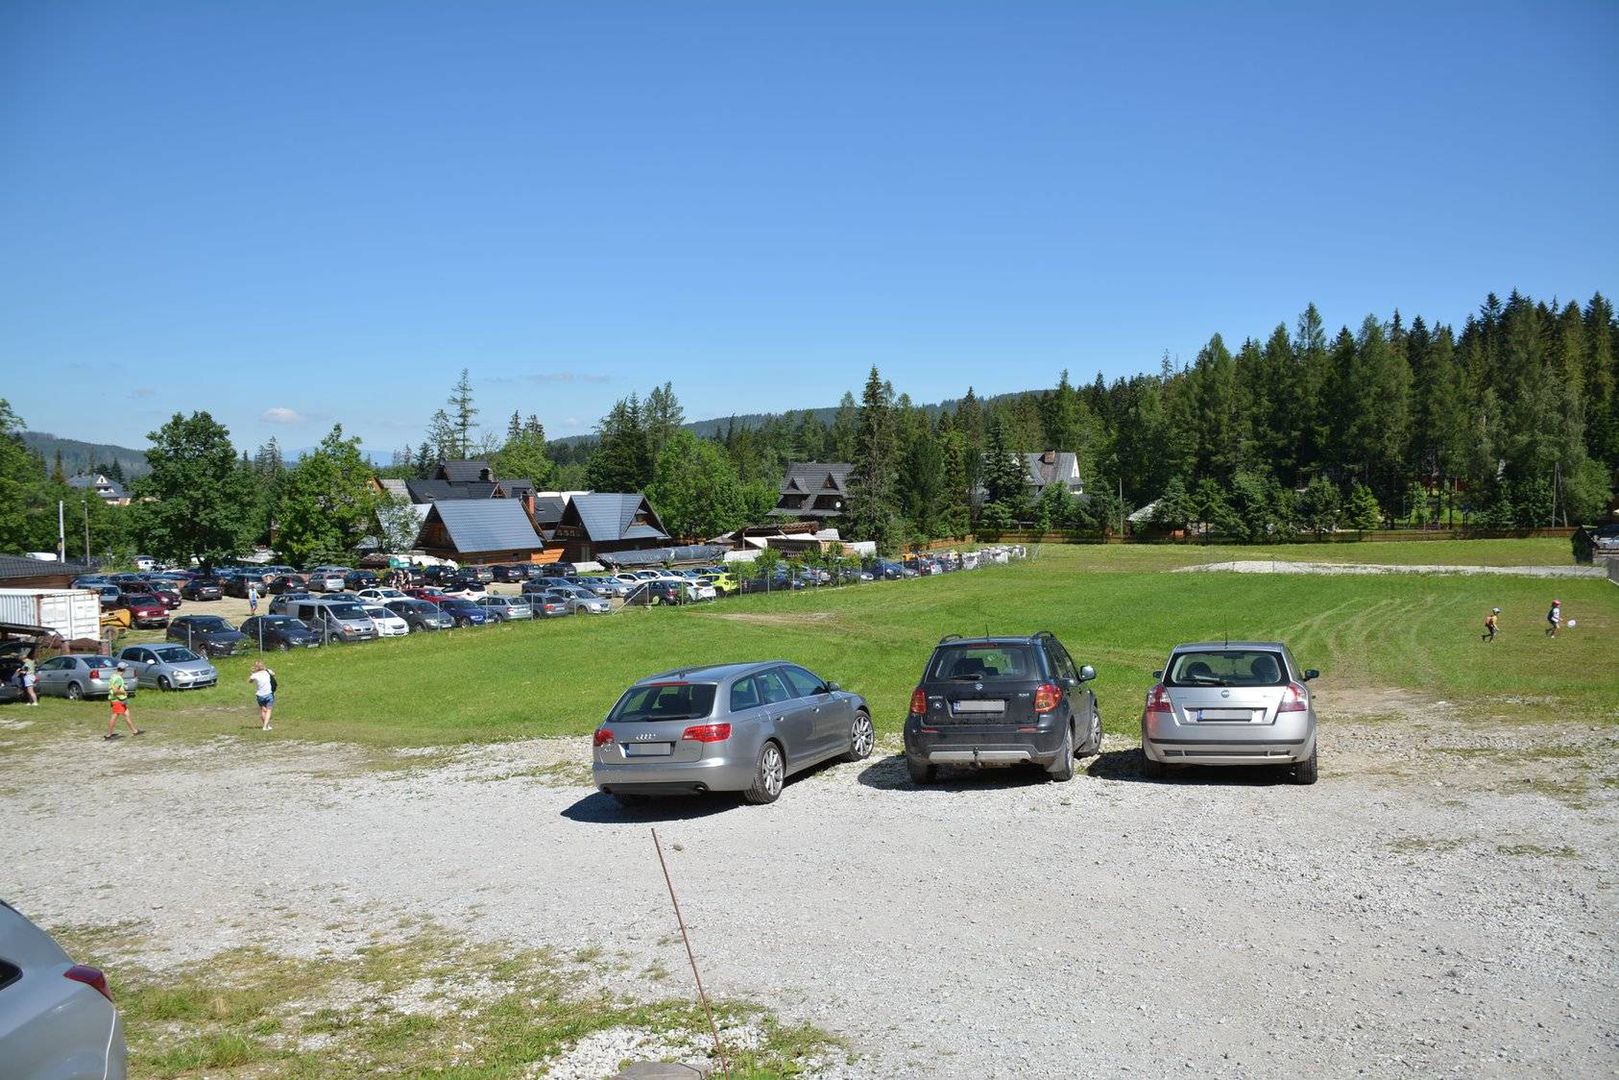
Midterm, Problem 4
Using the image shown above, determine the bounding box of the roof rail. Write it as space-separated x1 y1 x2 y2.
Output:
938 633 963 644
1033 630 1057 641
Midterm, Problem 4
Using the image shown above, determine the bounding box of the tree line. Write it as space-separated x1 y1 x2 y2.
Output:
3 288 1611 568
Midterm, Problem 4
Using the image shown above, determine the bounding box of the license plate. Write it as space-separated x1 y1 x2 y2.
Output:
624 742 674 756
1196 709 1254 722
953 699 1006 714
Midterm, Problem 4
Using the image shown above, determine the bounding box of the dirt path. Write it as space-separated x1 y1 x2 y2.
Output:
4 693 1616 1078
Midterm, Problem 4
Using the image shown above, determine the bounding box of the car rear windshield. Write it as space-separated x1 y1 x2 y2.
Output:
1166 650 1287 687
325 603 366 620
151 646 200 663
609 683 718 723
927 644 1040 682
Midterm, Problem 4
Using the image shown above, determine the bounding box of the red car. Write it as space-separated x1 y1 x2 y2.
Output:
404 586 447 601
117 594 170 628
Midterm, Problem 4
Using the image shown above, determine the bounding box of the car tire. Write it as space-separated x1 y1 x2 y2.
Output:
1080 704 1103 757
840 711 875 762
158 676 172 692
1141 750 1166 780
1292 745 1319 785
1047 723 1075 781
277 641 290 651
743 741 785 805
65 681 84 701
906 756 936 785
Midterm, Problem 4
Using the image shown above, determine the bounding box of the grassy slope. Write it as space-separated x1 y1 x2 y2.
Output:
6 540 1613 750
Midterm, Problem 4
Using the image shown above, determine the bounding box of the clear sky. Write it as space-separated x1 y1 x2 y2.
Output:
3 1 1616 458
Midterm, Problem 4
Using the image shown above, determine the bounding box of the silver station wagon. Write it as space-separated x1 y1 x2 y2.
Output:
593 661 874 806
1141 641 1319 784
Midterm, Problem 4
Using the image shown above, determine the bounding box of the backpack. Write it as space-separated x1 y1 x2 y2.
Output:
269 671 278 693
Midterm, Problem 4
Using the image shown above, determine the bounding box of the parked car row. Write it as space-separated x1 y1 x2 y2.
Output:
591 632 1320 808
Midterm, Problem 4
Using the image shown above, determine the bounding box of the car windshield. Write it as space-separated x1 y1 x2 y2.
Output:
151 646 200 663
609 682 718 723
927 644 1039 682
326 603 366 620
1166 650 1287 687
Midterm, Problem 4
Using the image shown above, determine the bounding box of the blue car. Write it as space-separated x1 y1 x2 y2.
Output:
434 597 489 627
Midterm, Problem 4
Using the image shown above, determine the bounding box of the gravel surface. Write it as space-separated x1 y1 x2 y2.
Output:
1178 560 1607 578
4 687 1617 1078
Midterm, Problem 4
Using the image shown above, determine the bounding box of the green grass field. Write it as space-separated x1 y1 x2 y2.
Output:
5 540 1614 751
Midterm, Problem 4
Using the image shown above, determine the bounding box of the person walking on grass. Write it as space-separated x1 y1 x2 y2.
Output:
248 583 259 616
1483 607 1500 643
249 660 275 730
1546 599 1562 637
104 662 141 740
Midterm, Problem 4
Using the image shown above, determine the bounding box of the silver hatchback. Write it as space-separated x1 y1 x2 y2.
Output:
114 644 219 691
0 898 128 1079
593 661 874 806
1140 641 1318 783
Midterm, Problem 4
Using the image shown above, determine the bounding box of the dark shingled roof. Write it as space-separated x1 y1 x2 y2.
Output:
566 494 670 544
419 501 543 555
531 496 567 527
436 460 494 484
0 556 94 581
406 479 498 502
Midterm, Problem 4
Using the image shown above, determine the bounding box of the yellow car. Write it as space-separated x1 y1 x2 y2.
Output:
700 571 738 595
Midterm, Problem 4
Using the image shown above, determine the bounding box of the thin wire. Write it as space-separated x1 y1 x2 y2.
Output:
652 828 731 1078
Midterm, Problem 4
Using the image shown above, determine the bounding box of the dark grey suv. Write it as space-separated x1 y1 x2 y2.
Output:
903 632 1101 784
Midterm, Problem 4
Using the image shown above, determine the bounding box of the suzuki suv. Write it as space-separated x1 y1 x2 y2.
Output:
903 632 1101 785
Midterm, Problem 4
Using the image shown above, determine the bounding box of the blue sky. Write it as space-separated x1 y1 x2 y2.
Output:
3 1 1616 458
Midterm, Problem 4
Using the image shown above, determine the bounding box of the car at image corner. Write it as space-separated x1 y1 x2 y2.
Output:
114 644 218 691
1591 523 1619 554
383 598 454 632
237 615 322 650
31 655 136 700
166 614 246 657
592 661 873 807
903 632 1102 785
267 591 314 615
361 604 411 637
1140 641 1319 784
0 898 128 1080
473 595 533 621
426 596 489 627
179 576 224 601
114 594 169 628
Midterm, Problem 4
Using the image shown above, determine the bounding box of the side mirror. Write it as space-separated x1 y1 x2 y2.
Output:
1152 669 1163 680
1078 665 1097 683
1303 669 1319 682
825 681 841 693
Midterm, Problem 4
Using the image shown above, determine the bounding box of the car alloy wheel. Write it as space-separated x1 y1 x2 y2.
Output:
842 712 875 762
65 681 83 701
744 742 785 805
158 676 172 692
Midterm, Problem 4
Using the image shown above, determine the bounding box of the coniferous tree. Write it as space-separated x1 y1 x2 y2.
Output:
846 367 902 551
587 396 654 492
448 369 478 458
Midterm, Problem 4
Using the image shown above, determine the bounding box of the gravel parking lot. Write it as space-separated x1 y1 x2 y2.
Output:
4 686 1616 1078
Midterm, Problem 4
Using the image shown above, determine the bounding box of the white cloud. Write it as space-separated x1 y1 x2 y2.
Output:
261 407 307 425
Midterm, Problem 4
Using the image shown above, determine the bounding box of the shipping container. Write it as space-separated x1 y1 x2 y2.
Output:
0 588 102 641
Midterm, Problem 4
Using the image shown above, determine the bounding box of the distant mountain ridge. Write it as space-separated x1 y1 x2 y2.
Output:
21 431 150 477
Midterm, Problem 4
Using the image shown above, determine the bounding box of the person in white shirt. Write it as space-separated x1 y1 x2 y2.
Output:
249 660 276 730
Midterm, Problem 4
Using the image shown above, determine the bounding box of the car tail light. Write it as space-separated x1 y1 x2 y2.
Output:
592 728 614 747
88 668 100 679
681 723 732 743
1277 682 1309 712
1145 684 1173 716
1033 682 1062 713
64 964 112 1002
909 687 928 715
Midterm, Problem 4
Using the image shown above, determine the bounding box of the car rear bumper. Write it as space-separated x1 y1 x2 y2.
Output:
593 756 755 794
1142 711 1316 765
904 719 1067 767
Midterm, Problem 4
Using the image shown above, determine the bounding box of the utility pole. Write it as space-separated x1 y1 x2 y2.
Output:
83 498 92 562
57 500 66 563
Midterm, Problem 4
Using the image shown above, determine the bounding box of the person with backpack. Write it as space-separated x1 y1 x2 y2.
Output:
249 660 277 730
